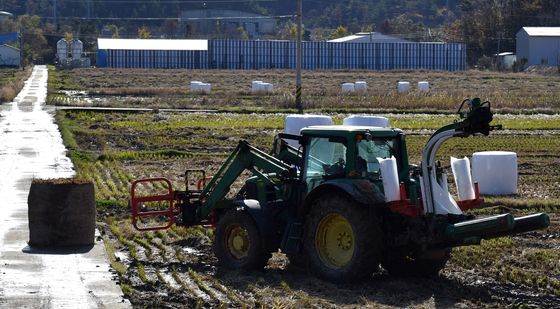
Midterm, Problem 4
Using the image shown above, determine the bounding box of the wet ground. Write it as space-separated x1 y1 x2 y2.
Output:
49 68 560 308
0 66 130 308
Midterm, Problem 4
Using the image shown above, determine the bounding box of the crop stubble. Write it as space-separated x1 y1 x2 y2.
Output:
47 63 560 309
48 69 560 113
54 108 560 308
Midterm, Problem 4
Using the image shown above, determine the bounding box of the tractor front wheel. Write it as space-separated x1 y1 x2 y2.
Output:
214 209 270 270
304 194 383 282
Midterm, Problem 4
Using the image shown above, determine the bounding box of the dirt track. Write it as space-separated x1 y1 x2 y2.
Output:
0 66 130 308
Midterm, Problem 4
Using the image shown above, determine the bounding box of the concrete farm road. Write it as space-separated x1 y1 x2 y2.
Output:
0 66 130 308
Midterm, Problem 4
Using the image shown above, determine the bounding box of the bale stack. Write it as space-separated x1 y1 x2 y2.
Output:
343 115 390 127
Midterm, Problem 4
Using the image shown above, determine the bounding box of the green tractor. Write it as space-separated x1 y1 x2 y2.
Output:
131 99 549 281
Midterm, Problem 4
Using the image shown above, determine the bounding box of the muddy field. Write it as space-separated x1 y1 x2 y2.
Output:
54 103 560 308
43 67 560 308
48 68 560 113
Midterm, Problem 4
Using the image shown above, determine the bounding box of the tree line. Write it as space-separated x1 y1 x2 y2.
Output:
0 0 558 66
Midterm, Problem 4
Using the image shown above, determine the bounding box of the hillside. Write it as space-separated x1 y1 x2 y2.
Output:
3 0 461 31
1 1 560 65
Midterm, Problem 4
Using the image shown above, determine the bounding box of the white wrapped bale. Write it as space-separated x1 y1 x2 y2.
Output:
472 151 518 195
190 81 203 91
378 156 400 202
397 81 410 93
343 115 390 128
418 81 430 92
354 81 368 91
252 81 264 92
341 83 355 92
263 83 273 92
284 114 333 148
191 81 211 94
199 83 212 94
451 156 475 201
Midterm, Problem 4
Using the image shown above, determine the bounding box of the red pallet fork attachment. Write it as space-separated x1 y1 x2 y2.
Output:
456 182 484 211
130 178 178 231
388 183 423 218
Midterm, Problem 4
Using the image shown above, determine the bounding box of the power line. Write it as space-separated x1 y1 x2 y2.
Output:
42 15 294 21
55 0 278 3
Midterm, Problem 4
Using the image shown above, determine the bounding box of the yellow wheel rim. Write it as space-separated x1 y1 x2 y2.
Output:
226 224 250 259
315 213 354 269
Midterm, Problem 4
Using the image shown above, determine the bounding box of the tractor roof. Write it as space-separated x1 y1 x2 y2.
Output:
300 125 403 138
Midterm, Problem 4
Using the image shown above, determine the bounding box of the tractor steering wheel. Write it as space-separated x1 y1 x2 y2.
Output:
323 158 345 176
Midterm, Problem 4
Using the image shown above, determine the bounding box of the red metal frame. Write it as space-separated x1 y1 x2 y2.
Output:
388 183 423 218
456 182 484 211
197 176 213 191
130 178 177 231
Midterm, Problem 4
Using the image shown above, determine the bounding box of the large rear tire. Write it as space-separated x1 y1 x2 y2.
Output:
303 194 383 282
214 209 270 270
382 249 450 277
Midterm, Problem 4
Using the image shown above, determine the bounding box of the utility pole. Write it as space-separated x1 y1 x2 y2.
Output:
295 0 303 112
496 31 502 55
86 0 91 19
53 0 57 25
19 24 23 69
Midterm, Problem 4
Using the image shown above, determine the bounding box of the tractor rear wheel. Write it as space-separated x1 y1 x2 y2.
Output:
214 209 270 270
381 249 450 277
303 194 383 282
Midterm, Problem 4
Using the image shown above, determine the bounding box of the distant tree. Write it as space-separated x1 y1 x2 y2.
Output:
160 20 178 38
0 18 17 33
455 0 560 65
310 28 333 41
384 14 425 37
137 26 151 39
237 27 249 40
18 15 50 64
361 24 375 33
330 25 349 39
276 21 299 40
106 25 120 38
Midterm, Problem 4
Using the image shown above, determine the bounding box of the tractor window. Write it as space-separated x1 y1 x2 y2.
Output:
356 138 397 176
304 137 347 191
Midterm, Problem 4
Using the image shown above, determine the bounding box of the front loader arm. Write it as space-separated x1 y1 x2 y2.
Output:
198 140 296 219
130 140 296 231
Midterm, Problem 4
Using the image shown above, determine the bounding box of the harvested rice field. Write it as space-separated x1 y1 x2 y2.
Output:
52 68 560 308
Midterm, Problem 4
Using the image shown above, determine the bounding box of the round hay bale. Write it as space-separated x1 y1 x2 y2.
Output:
28 178 96 247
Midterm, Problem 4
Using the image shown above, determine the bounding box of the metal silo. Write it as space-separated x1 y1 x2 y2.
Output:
71 39 83 60
57 38 68 62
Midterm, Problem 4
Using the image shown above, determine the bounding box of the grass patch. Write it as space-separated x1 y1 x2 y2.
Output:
103 235 127 276
452 238 560 295
120 284 134 297
188 268 217 300
137 263 149 283
98 149 198 161
0 68 32 103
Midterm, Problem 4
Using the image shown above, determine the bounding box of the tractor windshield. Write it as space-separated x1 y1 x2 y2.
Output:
356 138 398 177
304 137 347 191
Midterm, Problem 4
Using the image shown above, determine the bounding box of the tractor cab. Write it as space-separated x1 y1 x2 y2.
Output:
299 125 408 193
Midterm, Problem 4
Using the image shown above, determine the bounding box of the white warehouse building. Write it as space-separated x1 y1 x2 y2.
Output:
516 27 560 66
